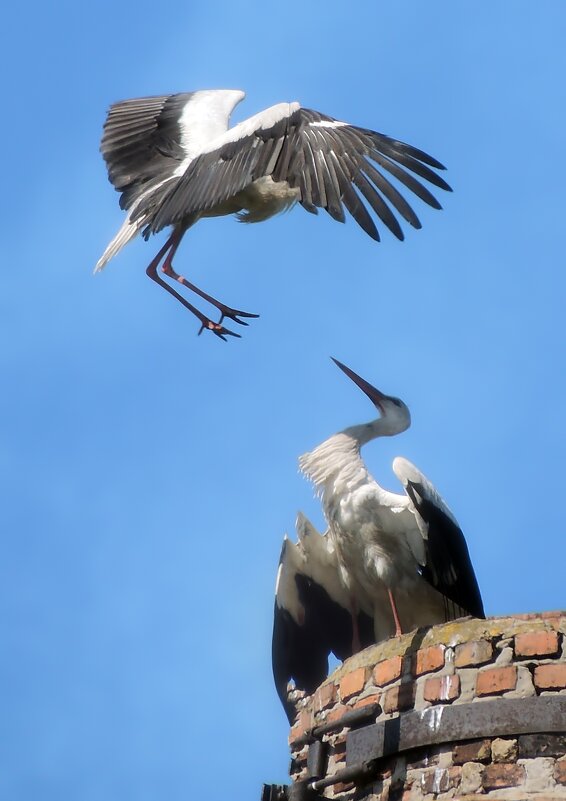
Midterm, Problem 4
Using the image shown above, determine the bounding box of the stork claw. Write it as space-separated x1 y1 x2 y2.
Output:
218 308 260 327
197 319 241 341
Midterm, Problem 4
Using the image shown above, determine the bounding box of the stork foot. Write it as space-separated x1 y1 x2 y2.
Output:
197 318 241 342
217 305 260 327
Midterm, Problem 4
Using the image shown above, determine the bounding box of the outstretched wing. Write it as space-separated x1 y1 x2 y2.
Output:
272 516 373 723
99 90 246 214
145 104 451 240
392 456 485 619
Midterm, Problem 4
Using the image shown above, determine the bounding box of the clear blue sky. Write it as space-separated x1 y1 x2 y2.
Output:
2 2 565 799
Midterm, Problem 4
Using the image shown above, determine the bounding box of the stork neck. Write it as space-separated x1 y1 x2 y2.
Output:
299 415 401 496
299 429 368 494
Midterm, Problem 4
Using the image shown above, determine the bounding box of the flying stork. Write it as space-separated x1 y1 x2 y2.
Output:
272 512 374 723
299 358 485 642
96 89 451 340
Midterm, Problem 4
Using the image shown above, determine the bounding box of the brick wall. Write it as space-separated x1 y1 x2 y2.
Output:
288 612 566 799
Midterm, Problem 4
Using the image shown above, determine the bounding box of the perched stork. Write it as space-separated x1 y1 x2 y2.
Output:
299 359 485 642
96 89 451 340
272 513 374 723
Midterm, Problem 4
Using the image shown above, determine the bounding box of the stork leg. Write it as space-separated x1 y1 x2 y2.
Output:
145 231 246 341
350 596 362 654
161 262 259 330
387 588 403 637
156 229 259 336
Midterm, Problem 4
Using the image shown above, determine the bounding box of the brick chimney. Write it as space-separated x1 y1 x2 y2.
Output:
276 612 566 800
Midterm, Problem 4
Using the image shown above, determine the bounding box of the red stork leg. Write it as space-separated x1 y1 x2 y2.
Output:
350 596 362 654
145 229 257 340
388 588 403 637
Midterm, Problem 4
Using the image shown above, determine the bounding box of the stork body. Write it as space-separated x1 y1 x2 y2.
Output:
299 359 485 641
96 89 451 339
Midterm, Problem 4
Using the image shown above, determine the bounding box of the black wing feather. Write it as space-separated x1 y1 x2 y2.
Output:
100 93 193 212
405 480 485 619
132 103 450 240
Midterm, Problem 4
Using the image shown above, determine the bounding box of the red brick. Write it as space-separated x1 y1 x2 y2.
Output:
476 665 517 696
515 630 560 657
420 766 461 794
482 763 525 790
555 759 566 785
420 768 448 794
414 645 445 675
454 639 493 667
534 663 566 690
423 674 460 703
373 655 403 685
352 692 381 710
326 704 349 724
288 709 312 744
314 682 337 712
382 682 416 714
453 739 491 764
339 667 366 700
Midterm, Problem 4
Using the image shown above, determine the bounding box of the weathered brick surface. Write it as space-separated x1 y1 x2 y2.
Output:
313 684 338 712
491 737 518 762
288 709 311 744
314 682 337 712
326 703 349 724
423 674 460 703
414 645 444 676
534 663 566 690
420 766 460 794
287 612 566 801
453 739 491 765
352 692 380 711
460 761 485 793
482 762 525 789
518 733 566 759
476 665 517 696
515 630 560 657
454 639 493 667
382 682 416 714
523 757 557 792
339 668 367 700
373 655 403 686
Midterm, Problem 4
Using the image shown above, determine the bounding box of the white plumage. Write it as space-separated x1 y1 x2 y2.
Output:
299 358 485 641
96 88 451 340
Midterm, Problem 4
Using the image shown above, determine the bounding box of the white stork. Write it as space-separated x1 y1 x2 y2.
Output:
299 358 485 642
272 513 374 723
96 89 451 340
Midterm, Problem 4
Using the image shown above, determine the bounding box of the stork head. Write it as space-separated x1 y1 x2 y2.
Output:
332 357 411 438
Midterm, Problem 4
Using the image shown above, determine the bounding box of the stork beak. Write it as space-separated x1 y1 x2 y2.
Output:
331 358 387 411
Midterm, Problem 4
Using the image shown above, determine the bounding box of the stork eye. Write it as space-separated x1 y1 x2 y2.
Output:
391 399 403 407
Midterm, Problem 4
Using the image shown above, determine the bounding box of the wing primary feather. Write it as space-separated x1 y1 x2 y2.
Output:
371 152 444 209
382 148 453 192
353 169 404 240
360 161 422 229
363 131 448 171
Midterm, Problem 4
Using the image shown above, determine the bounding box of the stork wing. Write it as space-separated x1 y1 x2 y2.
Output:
100 93 195 212
272 516 373 723
392 457 485 619
100 90 246 214
144 105 451 238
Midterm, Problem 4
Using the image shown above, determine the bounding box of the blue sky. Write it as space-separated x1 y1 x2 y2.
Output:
2 2 565 799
